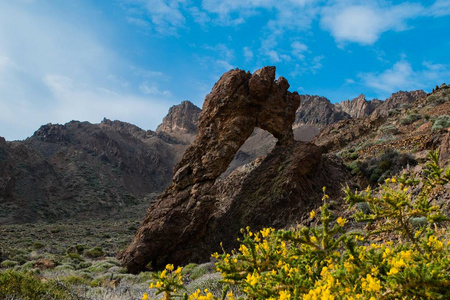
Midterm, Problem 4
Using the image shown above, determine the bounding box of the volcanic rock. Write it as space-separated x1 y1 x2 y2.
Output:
336 94 382 119
439 132 450 167
156 101 201 144
372 90 426 117
119 67 351 273
294 95 350 126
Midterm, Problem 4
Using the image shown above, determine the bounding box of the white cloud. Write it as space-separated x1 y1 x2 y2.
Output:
43 74 171 124
243 47 254 62
139 82 172 96
291 41 308 60
267 50 281 63
0 2 174 140
216 60 234 71
320 2 423 45
358 60 450 96
204 44 234 61
427 0 450 17
189 6 211 25
289 55 324 77
123 0 187 35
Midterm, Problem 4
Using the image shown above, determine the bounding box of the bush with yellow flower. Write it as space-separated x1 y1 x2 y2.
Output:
144 151 449 299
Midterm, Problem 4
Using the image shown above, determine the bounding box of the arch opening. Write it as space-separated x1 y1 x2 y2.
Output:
219 127 277 178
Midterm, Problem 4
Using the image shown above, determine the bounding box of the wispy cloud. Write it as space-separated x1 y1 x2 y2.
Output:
291 41 308 60
0 1 173 140
122 0 187 35
320 2 423 45
243 47 254 62
358 60 450 96
139 82 172 96
427 0 450 17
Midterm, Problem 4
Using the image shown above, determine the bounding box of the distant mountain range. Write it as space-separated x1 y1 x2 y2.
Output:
0 85 444 224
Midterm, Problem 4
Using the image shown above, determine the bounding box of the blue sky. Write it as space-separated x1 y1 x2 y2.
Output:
1 0 449 140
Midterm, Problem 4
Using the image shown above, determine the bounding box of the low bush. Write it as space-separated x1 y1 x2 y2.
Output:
83 246 103 258
0 269 72 299
144 151 449 299
432 115 450 132
400 113 422 125
0 260 19 268
354 149 417 184
378 123 398 135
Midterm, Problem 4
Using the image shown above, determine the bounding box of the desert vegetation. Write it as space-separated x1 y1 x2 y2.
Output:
1 147 449 299
144 151 449 299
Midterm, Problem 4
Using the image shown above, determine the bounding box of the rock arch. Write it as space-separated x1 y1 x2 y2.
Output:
118 67 302 273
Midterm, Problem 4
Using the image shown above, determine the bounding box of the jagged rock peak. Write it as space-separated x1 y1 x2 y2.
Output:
372 90 427 117
156 101 201 135
336 94 382 119
100 118 152 137
118 66 303 272
32 123 70 143
295 95 351 126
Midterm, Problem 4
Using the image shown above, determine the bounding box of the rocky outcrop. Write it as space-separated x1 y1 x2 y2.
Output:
156 101 201 144
336 94 382 119
373 90 426 116
439 132 450 167
119 67 351 273
294 95 350 126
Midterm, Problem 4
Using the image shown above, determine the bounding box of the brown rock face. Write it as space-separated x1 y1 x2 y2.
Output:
173 67 299 189
156 101 201 144
439 132 450 167
294 95 350 126
119 67 351 273
336 94 382 119
118 67 301 272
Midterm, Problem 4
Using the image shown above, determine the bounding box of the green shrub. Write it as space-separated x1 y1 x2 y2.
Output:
33 242 45 250
378 123 398 135
400 113 422 125
185 273 224 295
388 108 400 116
358 149 416 184
0 269 72 299
86 261 116 273
189 263 215 280
181 263 197 276
83 247 103 258
349 152 358 160
77 261 92 269
432 115 450 131
0 260 19 268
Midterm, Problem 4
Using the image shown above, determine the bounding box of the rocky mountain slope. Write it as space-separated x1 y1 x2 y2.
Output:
0 103 200 224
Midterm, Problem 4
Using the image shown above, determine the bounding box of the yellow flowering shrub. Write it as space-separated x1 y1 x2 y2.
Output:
144 151 449 299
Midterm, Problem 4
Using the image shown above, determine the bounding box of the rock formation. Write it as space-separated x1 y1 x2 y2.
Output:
294 95 350 126
336 94 382 119
119 67 352 273
156 101 201 144
372 90 426 117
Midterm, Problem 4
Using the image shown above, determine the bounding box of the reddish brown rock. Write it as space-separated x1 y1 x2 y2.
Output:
34 258 56 270
119 67 351 273
336 94 382 119
439 132 450 167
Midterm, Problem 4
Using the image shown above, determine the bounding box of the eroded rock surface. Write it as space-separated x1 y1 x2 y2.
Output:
119 67 351 273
